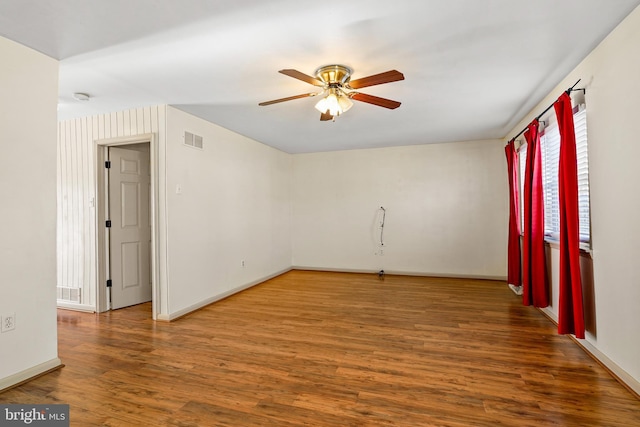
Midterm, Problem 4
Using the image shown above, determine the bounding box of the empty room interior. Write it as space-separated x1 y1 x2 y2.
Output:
1 1 640 425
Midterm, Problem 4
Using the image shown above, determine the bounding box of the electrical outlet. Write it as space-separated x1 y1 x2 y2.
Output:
1 313 16 332
241 260 246 267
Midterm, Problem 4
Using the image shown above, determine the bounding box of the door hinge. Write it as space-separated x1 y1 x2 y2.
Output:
106 220 112 228
106 279 112 288
105 160 111 168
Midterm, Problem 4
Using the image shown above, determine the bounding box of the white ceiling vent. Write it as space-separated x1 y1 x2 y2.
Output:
184 131 203 149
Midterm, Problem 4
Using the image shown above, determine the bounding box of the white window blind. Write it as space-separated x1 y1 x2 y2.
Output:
517 105 590 244
541 122 561 238
574 108 590 242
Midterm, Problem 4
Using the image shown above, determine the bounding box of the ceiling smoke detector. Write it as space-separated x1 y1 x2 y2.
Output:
73 93 91 101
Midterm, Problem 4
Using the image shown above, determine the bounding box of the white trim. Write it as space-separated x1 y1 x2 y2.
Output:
0 358 63 393
292 266 507 281
56 301 96 312
97 134 155 147
157 268 292 321
540 306 559 322
575 337 640 396
540 307 639 397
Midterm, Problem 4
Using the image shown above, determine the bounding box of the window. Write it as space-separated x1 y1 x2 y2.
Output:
518 143 527 232
540 117 561 238
518 105 590 244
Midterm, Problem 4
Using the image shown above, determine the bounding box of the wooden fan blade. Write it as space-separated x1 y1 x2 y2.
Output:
350 92 401 109
258 93 317 106
320 110 334 121
347 70 404 89
279 69 324 86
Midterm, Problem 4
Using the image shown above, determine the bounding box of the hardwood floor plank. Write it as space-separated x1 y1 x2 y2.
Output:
1 270 639 426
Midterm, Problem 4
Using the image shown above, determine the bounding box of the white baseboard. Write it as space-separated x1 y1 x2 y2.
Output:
540 307 640 397
0 358 63 393
575 337 640 396
291 266 507 281
56 301 96 312
540 306 559 323
157 267 292 321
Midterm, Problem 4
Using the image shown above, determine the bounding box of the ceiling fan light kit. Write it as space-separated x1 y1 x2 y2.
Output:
259 64 404 121
314 88 353 117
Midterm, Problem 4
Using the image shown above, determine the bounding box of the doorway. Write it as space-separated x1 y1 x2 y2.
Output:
108 144 151 309
96 134 159 318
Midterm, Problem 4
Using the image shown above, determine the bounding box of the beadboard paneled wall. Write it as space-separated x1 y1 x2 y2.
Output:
57 105 166 309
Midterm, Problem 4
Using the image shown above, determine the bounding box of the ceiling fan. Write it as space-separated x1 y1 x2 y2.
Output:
258 65 404 121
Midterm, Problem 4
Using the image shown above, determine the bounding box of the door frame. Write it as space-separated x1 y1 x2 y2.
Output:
95 134 159 319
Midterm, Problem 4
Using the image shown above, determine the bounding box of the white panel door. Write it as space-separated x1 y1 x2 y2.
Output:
109 144 151 309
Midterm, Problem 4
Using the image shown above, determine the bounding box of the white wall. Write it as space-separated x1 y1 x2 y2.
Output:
505 5 640 391
0 37 60 387
164 107 292 318
57 106 168 312
292 141 508 278
57 105 292 320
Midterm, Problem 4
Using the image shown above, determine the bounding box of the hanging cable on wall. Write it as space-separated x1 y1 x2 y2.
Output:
379 206 386 248
378 206 386 279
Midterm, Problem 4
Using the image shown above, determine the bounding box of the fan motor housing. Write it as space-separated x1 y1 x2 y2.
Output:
314 65 352 86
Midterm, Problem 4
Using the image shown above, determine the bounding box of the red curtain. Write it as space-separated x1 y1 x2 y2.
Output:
554 93 585 338
505 140 521 288
522 120 549 307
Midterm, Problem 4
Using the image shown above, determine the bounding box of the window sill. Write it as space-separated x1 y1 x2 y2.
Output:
519 235 592 257
544 239 592 257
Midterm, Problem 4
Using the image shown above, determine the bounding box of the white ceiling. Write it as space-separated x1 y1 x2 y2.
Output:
1 0 639 153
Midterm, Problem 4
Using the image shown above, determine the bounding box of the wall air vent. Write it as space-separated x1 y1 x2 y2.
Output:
184 131 204 149
57 286 81 303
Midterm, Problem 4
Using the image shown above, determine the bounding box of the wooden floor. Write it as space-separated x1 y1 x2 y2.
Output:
2 271 639 426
